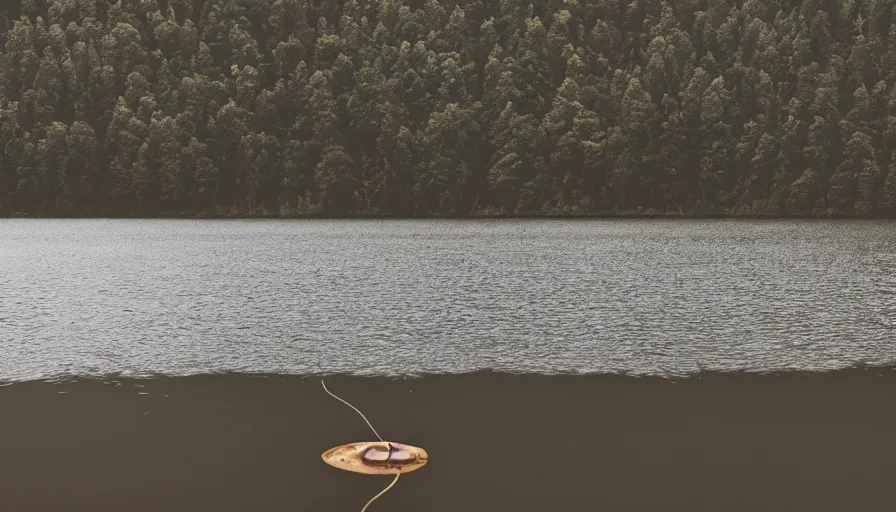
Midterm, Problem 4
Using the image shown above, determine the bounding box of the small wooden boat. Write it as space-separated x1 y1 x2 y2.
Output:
322 441 429 475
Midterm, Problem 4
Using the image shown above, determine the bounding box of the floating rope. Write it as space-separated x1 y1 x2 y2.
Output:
321 379 383 441
360 473 401 512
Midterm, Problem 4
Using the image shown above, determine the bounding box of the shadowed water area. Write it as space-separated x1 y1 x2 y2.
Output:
2 371 896 512
2 219 896 381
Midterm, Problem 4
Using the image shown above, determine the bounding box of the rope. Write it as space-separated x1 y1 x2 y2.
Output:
360 473 401 512
321 379 384 441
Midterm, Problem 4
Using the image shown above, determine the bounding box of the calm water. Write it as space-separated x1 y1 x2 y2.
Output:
1 219 895 382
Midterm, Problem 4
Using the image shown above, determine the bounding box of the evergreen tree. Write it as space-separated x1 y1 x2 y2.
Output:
1 0 895 217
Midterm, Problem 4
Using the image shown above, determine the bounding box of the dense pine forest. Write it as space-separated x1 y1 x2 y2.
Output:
1 0 896 217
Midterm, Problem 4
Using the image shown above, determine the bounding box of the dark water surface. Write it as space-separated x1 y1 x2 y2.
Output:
3 370 896 512
2 219 895 381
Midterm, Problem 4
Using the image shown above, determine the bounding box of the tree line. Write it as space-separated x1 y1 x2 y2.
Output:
2 0 896 217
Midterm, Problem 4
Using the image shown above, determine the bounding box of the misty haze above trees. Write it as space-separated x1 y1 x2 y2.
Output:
1 0 896 217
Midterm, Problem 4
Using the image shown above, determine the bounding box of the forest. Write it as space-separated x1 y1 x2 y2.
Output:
1 0 896 217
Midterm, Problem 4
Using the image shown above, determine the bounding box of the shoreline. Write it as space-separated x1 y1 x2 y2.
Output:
2 368 895 511
4 212 896 220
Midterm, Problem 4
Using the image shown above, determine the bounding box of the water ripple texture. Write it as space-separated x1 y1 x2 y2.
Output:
1 219 895 381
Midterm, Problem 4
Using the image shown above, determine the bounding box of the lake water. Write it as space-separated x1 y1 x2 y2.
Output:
1 219 895 382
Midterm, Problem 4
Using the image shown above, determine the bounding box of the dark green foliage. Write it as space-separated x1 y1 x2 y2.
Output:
2 0 896 217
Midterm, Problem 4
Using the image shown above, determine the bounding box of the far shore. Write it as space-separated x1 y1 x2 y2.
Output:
4 212 896 220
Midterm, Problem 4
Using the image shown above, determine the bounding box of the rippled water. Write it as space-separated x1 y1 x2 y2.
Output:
1 219 895 381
